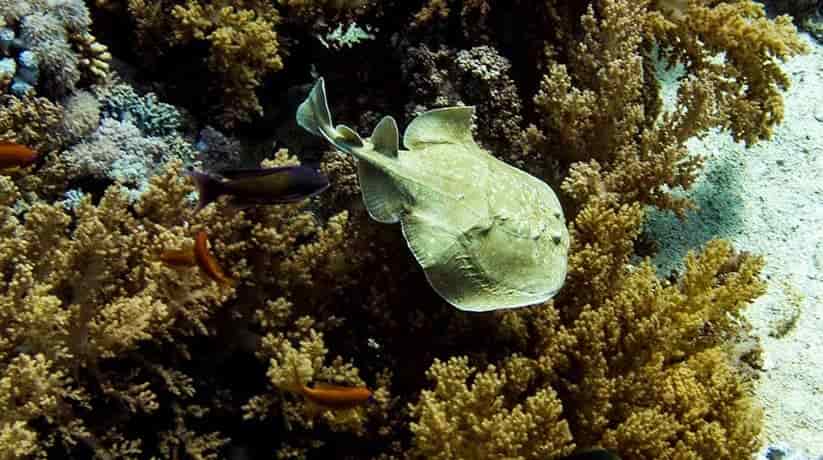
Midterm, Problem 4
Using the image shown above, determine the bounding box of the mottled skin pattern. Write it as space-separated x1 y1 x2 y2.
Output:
298 78 569 312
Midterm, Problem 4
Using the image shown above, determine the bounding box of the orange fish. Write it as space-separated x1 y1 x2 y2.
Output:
158 248 197 267
0 141 38 170
298 383 373 410
194 230 234 286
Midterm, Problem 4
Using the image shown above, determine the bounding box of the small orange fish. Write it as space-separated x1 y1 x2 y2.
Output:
0 141 38 170
298 383 373 410
158 248 197 267
194 230 234 286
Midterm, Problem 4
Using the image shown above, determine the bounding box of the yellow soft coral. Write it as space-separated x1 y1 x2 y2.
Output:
1 164 234 361
0 354 86 459
647 0 809 146
534 0 647 165
548 192 766 457
1 148 369 456
170 0 283 127
531 0 806 213
533 0 706 214
0 163 232 456
0 96 65 153
408 356 573 460
253 320 380 436
598 348 762 458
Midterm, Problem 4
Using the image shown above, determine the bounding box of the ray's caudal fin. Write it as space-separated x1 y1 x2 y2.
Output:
297 77 364 154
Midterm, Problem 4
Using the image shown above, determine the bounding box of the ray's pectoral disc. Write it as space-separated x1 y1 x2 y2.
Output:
297 77 570 312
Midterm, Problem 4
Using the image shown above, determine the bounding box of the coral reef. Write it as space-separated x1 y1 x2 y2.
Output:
100 0 286 128
400 44 529 166
0 0 809 458
0 166 230 458
168 0 284 127
0 152 366 458
193 125 244 172
0 0 110 98
60 117 196 201
98 83 181 137
763 0 823 41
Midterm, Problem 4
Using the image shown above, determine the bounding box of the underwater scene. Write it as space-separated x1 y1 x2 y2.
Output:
1 0 822 459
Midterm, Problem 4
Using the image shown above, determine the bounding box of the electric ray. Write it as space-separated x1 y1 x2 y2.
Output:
297 77 569 312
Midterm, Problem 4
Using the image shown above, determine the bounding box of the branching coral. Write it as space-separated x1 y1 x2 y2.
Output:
60 117 196 201
531 0 806 213
554 193 765 457
0 167 230 457
52 83 195 201
648 0 808 146
98 83 181 137
169 0 283 127
0 0 110 98
0 94 65 152
0 146 377 457
408 356 573 460
1 83 192 204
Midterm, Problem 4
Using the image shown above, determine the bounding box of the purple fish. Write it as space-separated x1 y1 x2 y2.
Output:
186 165 330 213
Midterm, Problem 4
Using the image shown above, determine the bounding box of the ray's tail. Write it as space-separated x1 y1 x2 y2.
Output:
296 77 365 155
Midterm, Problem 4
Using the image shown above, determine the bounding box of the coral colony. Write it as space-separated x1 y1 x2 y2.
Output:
0 0 809 458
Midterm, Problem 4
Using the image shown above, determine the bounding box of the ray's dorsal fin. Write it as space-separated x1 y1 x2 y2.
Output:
371 116 399 158
335 125 364 148
357 116 405 223
403 106 475 150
